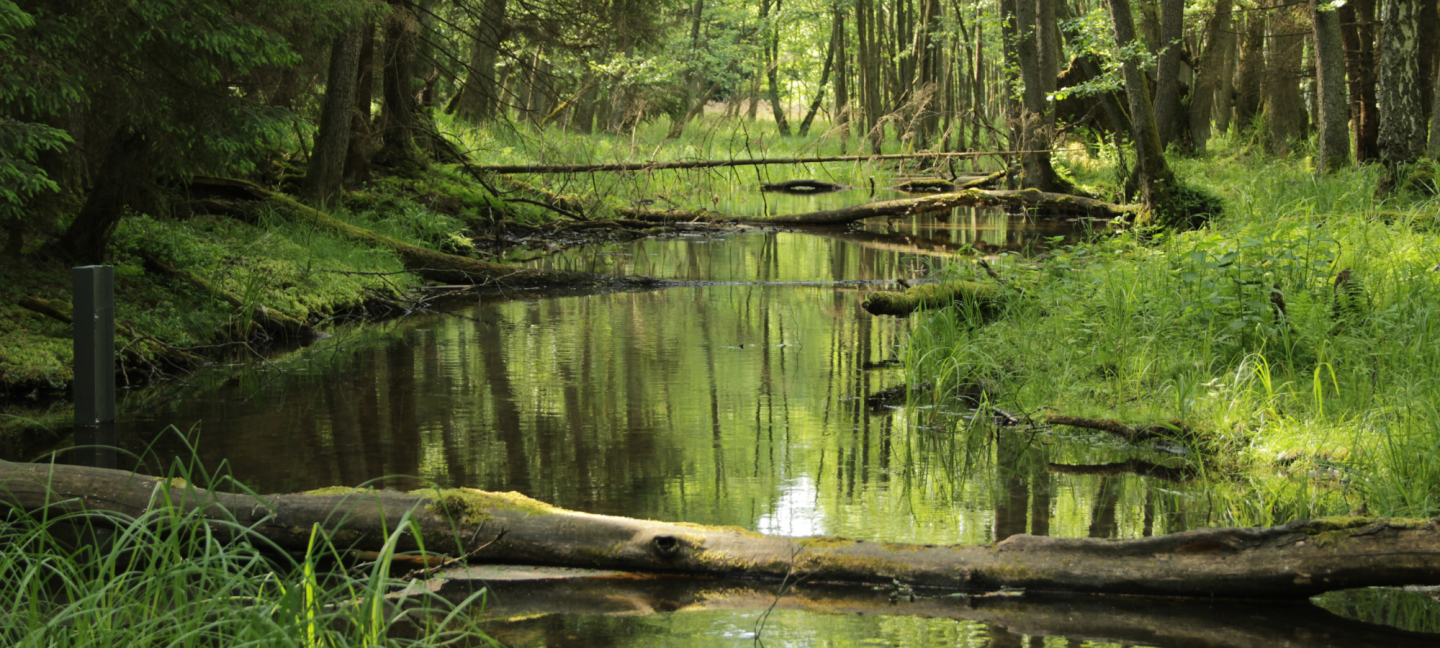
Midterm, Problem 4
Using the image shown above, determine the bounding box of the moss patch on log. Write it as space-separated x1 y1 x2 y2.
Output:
415 488 564 525
862 281 1003 317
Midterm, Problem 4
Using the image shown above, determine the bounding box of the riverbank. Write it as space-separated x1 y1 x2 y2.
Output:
907 148 1440 523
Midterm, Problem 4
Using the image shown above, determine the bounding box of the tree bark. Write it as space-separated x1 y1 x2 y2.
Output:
1312 0 1350 172
454 0 508 122
1152 0 1186 150
9 461 1440 599
1339 0 1380 161
1233 12 1266 130
1013 0 1067 191
1265 0 1308 155
50 131 153 265
1188 0 1233 154
1107 0 1179 214
376 3 425 171
833 5 850 138
798 11 839 137
1378 0 1427 164
344 24 376 184
303 28 364 205
761 0 792 137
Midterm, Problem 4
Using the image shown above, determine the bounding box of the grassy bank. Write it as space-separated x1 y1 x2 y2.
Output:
0 166 527 409
908 142 1440 523
0 464 486 646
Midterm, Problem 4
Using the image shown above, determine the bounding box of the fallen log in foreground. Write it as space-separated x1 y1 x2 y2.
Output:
862 281 1002 317
5 462 1440 599
471 151 1052 175
435 568 1440 648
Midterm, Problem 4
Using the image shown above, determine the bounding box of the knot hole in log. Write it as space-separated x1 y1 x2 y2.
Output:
651 534 682 557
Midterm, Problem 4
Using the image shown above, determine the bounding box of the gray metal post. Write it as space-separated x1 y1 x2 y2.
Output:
73 266 116 469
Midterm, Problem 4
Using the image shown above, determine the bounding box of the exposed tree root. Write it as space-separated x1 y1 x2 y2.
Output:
6 461 1440 599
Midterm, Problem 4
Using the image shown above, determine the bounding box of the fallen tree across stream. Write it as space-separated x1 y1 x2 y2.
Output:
471 151 1056 175
5 461 1440 599
862 281 1003 317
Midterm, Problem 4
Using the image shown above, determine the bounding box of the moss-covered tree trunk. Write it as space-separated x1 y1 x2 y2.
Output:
8 461 1440 599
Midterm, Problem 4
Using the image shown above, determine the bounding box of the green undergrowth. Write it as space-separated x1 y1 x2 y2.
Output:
908 152 1440 525
0 460 490 646
0 166 535 407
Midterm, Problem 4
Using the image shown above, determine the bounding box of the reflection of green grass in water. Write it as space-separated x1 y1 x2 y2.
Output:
908 144 1440 528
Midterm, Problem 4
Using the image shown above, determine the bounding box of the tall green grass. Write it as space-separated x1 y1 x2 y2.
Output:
907 152 1440 525
0 465 490 647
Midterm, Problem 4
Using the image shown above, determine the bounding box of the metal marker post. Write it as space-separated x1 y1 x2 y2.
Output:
73 266 117 469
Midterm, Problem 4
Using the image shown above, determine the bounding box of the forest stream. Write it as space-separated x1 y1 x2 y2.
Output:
7 197 1440 647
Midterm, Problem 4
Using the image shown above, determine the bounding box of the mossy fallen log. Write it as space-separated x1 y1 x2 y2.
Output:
861 281 1002 317
16 297 200 374
188 178 668 291
5 461 1440 599
136 251 313 339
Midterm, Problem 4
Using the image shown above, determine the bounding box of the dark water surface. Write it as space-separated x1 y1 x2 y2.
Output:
10 208 1439 647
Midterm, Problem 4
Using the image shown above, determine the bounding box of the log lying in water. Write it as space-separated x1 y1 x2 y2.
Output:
470 151 1050 175
760 179 850 194
4 461 1440 599
861 281 1002 317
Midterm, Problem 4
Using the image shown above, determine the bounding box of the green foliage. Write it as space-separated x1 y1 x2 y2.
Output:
0 459 489 646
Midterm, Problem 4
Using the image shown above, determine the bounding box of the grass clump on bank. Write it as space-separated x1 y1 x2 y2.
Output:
0 478 488 646
908 153 1440 525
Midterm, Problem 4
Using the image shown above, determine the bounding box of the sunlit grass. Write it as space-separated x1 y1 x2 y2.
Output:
0 461 489 647
907 151 1440 525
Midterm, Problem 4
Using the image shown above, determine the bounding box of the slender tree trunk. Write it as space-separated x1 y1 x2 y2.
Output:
1311 0 1350 172
1037 0 1060 111
799 12 839 136
1339 0 1380 161
1108 0 1178 212
454 0 508 122
762 0 792 136
1014 0 1066 190
1234 12 1265 130
834 5 850 138
1431 44 1440 158
1153 0 1186 150
345 24 376 184
1378 0 1426 164
1189 0 1232 153
1265 0 1307 155
1215 17 1237 134
1418 0 1437 128
666 0 708 138
377 3 425 171
304 28 364 205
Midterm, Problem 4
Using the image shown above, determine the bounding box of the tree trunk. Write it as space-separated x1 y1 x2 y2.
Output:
1108 0 1179 214
1312 0 1350 172
303 28 364 205
344 24 376 184
762 0 792 137
1014 0 1067 191
454 0 508 122
1265 0 1307 155
1214 15 1237 133
1377 0 1427 164
1188 0 1233 153
1234 12 1266 130
798 11 839 137
1036 0 1060 116
377 3 425 172
9 462 1440 599
50 131 153 265
834 5 850 138
1339 0 1380 161
1153 0 1186 150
